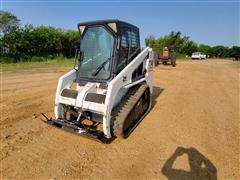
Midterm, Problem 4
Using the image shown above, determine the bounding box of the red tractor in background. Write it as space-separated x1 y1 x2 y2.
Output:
158 47 176 67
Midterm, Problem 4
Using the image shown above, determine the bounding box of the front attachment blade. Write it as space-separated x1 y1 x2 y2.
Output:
41 114 113 144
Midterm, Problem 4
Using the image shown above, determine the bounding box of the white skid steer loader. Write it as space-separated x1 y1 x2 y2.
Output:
43 20 153 143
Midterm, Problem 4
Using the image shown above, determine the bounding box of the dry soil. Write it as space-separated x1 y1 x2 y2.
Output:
0 60 239 179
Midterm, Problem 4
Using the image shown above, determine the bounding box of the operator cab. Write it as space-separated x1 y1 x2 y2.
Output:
77 19 141 85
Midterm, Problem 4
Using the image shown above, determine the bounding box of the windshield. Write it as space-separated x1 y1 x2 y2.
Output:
78 26 114 80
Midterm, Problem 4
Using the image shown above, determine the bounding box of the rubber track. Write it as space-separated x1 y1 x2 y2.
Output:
112 83 148 138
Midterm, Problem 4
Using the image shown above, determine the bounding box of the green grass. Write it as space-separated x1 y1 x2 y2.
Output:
176 53 192 60
1 58 75 72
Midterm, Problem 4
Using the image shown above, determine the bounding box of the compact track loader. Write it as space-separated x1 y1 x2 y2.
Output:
44 20 153 142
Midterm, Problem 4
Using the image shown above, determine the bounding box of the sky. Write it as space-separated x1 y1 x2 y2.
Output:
1 0 239 47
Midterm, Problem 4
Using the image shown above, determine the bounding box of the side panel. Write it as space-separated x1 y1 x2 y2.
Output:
103 47 153 138
54 69 77 119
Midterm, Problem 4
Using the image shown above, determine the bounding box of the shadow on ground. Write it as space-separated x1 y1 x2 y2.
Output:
156 62 177 70
152 86 164 108
162 147 217 180
116 86 163 141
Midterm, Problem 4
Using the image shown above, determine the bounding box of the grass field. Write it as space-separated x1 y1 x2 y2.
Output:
1 58 74 72
1 57 235 73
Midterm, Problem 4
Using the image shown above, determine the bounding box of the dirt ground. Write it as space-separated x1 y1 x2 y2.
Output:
0 60 239 179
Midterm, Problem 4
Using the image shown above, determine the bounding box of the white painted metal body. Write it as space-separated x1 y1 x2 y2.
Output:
54 47 153 138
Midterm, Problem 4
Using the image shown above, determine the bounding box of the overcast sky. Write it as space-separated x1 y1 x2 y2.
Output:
1 0 239 47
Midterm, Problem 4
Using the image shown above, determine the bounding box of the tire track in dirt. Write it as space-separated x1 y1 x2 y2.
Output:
0 72 57 127
1 79 57 93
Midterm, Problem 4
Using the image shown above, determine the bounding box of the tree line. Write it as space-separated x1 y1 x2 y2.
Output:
1 11 239 63
0 11 80 62
145 32 239 58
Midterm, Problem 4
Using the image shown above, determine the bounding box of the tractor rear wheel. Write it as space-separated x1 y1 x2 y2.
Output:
171 59 176 67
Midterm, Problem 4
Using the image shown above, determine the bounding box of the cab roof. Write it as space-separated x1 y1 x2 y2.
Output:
77 19 139 31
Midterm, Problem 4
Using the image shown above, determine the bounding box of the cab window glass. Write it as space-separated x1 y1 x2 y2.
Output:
117 28 130 73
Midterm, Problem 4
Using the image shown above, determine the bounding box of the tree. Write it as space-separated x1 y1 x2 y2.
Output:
0 11 82 61
166 31 185 51
145 35 156 48
0 23 81 61
61 30 80 57
145 31 196 55
0 11 20 35
210 45 228 58
227 46 240 57
182 40 198 56
198 44 211 56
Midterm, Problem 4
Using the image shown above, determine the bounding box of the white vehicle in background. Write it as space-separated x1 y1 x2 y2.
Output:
191 52 206 60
